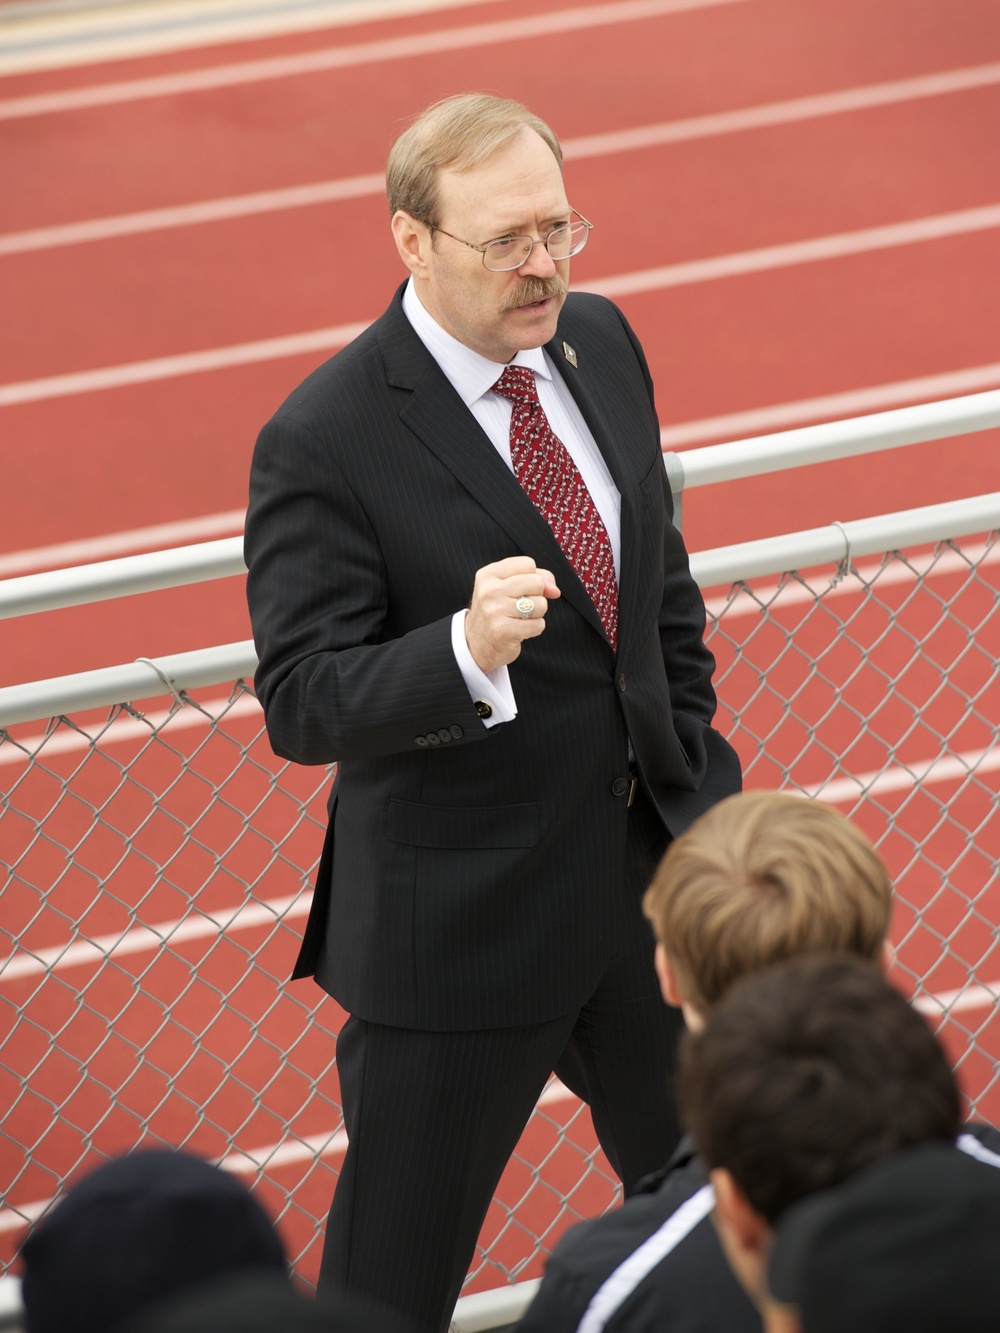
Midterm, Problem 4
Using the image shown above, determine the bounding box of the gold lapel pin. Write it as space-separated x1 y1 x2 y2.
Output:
562 341 578 368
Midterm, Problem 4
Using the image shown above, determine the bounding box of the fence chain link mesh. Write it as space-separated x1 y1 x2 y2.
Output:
2 533 998 1294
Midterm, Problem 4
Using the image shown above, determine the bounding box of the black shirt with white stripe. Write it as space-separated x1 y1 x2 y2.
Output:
516 1125 1000 1333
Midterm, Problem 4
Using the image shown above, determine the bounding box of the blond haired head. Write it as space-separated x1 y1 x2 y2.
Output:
643 792 892 1018
386 92 562 227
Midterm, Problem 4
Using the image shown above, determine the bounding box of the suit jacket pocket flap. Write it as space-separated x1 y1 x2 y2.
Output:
386 799 539 849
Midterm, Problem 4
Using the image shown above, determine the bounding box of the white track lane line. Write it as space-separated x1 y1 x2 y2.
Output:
215 1076 578 1174
662 363 1000 448
797 748 1000 807
0 0 500 75
564 62 1000 158
213 974 1000 1174
0 511 247 577
0 320 369 406
0 0 749 120
3 204 999 408
914 981 1000 1016
585 203 1000 300
702 539 1000 618
3 745 996 982
4 974 998 1236
0 692 263 767
4 62 999 256
0 174 386 256
0 892 311 982
0 1076 581 1233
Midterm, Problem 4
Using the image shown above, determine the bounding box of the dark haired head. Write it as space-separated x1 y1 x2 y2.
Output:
679 954 960 1221
21 1150 286 1333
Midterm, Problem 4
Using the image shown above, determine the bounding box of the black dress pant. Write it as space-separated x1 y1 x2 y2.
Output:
318 793 683 1333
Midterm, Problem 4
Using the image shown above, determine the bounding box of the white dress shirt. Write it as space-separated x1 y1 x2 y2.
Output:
401 278 623 725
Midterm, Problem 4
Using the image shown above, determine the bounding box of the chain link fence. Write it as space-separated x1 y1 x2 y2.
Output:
2 531 998 1303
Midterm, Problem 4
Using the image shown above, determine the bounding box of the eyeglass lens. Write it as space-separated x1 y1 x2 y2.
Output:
483 222 589 271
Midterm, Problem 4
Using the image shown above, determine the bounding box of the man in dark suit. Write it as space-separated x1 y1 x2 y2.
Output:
244 93 741 1333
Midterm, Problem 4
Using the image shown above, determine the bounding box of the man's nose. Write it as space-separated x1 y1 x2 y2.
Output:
520 238 558 277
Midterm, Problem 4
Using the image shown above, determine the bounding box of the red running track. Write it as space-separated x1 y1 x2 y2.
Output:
2 0 999 1295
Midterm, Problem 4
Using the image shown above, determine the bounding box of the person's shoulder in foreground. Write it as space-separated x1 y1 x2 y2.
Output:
121 1270 418 1333
766 1137 1000 1333
515 1137 757 1333
682 953 1000 1333
516 792 893 1333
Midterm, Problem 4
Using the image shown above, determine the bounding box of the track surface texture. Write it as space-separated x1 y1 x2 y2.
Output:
2 0 999 1299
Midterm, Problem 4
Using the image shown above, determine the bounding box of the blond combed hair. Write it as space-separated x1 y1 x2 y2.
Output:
386 92 563 226
643 792 892 1015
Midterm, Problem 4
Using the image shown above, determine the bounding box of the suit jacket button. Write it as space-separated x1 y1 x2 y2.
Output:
618 673 627 692
437 728 452 743
611 777 629 797
427 732 440 746
475 700 493 719
450 724 464 739
415 736 428 747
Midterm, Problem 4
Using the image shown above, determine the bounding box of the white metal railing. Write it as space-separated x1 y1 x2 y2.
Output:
2 389 998 623
661 385 1000 490
691 491 1000 587
1 491 998 730
0 642 258 728
0 536 245 620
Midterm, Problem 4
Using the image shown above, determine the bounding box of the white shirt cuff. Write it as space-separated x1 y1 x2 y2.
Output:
451 610 517 727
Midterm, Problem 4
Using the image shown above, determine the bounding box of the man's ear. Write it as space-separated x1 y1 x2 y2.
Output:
654 942 684 1007
711 1168 769 1253
880 938 896 973
710 1167 775 1311
391 210 430 276
655 944 706 1031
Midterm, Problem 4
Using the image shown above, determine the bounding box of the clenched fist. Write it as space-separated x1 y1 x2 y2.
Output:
465 556 561 673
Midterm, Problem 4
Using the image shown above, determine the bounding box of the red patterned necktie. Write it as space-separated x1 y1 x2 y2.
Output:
492 365 618 650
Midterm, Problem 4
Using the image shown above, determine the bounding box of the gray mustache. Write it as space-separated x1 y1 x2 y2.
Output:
500 275 568 313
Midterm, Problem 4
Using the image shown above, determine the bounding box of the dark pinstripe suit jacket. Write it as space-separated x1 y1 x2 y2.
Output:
245 285 742 1031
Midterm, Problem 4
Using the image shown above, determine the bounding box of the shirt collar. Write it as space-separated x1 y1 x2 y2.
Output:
402 277 552 408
